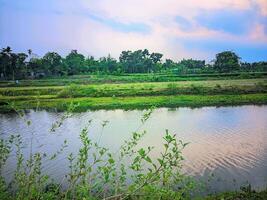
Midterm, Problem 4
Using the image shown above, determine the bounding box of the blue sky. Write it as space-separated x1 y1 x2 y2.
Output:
0 0 267 62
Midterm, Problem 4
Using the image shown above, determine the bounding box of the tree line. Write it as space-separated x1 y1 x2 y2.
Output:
0 46 266 80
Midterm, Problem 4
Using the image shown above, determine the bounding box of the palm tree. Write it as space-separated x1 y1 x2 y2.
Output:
0 46 12 79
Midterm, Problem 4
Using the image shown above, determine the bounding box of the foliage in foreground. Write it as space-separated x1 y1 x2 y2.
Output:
0 107 197 200
204 185 267 200
1 105 267 200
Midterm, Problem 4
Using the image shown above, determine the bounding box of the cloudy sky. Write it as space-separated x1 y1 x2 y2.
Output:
0 0 267 62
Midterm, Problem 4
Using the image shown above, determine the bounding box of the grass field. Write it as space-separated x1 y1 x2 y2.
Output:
0 78 266 97
0 77 266 112
0 72 266 87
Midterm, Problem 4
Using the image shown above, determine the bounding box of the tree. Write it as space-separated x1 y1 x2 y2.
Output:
214 51 240 72
85 56 98 73
149 52 163 72
119 49 163 73
0 47 12 79
0 47 27 80
28 57 43 75
16 53 28 77
179 59 205 69
162 59 176 70
99 54 117 73
150 53 163 64
64 50 85 75
42 52 62 75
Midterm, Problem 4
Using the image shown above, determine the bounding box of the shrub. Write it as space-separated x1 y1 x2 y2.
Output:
0 108 196 200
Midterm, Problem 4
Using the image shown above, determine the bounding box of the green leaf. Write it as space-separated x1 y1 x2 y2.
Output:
108 158 115 164
145 156 152 163
138 148 146 157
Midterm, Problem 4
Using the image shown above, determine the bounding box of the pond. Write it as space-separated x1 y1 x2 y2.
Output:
1 105 267 194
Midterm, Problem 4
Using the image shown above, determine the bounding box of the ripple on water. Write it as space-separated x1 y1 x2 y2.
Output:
0 105 267 191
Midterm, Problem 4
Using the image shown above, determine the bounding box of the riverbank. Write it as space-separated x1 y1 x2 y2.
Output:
1 94 267 112
1 72 266 87
204 188 267 200
0 78 266 112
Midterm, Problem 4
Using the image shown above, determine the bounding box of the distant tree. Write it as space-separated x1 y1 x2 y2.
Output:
150 53 163 64
150 52 163 72
28 57 43 75
42 52 62 75
119 49 163 73
99 54 117 73
28 49 32 57
214 51 240 72
251 62 267 72
1 46 266 79
119 50 131 73
64 50 85 75
0 47 27 80
84 56 98 73
0 47 12 79
162 59 176 70
179 59 205 69
240 62 252 71
16 53 28 77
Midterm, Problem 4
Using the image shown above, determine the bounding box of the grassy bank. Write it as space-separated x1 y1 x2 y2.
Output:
0 79 266 97
204 189 267 200
0 72 266 87
0 78 266 112
1 94 267 112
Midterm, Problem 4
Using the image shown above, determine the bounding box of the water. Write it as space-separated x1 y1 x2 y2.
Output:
1 105 267 193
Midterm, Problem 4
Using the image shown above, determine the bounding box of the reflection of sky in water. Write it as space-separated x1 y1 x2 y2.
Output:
0 105 267 193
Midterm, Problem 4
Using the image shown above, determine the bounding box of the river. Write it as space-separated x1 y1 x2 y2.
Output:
1 105 267 194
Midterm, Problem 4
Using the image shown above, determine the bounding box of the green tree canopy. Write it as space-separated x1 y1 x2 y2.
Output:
64 50 85 75
42 52 62 75
214 51 240 72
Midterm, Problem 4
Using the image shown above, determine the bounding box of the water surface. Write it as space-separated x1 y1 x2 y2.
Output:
1 105 267 193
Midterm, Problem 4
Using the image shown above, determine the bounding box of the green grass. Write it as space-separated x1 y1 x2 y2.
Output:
1 94 267 112
0 79 266 97
0 72 266 87
0 78 266 112
204 187 267 200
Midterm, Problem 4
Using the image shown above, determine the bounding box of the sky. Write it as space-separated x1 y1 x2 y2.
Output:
0 0 267 62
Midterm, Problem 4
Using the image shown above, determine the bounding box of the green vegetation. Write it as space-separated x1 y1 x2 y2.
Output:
0 72 266 87
1 108 266 200
1 46 266 113
0 109 266 199
204 187 267 200
1 45 267 198
0 94 266 112
0 47 266 81
0 79 266 112
0 109 196 200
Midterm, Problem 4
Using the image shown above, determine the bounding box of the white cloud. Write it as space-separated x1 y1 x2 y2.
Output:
254 0 267 16
80 0 251 23
249 23 267 42
1 0 266 61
